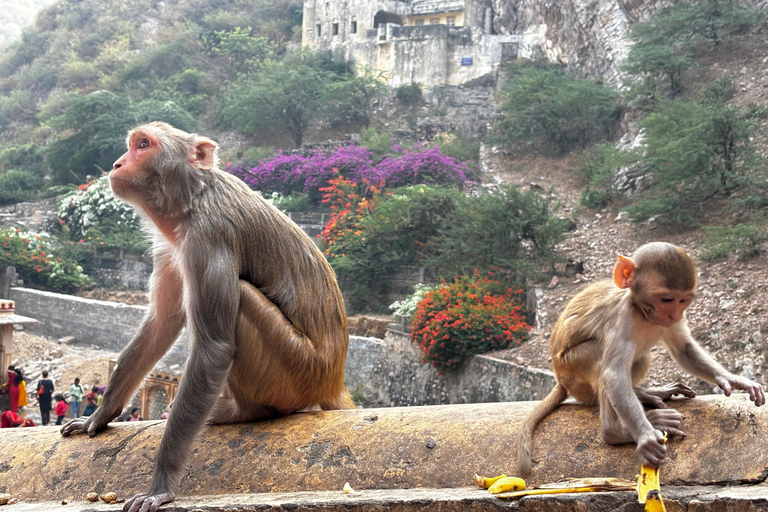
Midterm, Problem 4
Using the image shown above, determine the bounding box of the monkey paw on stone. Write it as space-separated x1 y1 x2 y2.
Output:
123 492 175 512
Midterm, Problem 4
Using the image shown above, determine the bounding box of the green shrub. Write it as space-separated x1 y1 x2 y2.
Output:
699 224 764 261
434 131 481 165
410 271 531 374
395 83 422 105
496 63 620 154
56 175 147 254
426 184 570 279
625 97 755 227
575 144 626 209
0 227 91 293
267 192 316 213
0 169 44 206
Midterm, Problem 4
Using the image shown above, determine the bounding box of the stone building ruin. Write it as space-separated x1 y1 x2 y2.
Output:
301 0 547 87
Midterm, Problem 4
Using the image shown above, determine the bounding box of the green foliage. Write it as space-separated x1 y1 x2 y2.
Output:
625 97 755 227
206 26 278 74
359 127 400 157
624 0 763 94
325 66 389 128
0 170 44 206
216 50 342 147
44 90 197 184
426 185 570 279
410 271 531 374
575 143 629 209
699 224 764 261
0 227 92 293
496 63 620 154
266 192 315 213
434 131 481 165
395 83 422 105
56 175 148 254
240 146 278 166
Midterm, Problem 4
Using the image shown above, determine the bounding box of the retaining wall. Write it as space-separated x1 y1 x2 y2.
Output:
10 287 147 351
9 287 555 404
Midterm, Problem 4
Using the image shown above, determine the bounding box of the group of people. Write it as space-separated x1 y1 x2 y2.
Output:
1 366 107 427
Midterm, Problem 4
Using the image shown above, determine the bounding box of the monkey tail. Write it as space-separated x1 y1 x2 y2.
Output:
515 382 568 477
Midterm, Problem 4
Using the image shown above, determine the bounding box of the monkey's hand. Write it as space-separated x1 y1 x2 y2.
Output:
60 405 120 438
716 374 765 406
645 408 685 439
636 429 667 468
124 491 175 512
637 382 696 408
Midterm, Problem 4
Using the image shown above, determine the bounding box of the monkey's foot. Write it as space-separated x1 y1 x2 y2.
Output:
123 491 175 512
60 411 112 438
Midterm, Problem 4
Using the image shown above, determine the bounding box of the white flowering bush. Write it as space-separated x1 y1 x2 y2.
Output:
388 283 435 318
57 176 148 253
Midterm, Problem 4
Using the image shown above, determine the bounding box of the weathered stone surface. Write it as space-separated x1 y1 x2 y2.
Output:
0 395 765 506
346 332 556 407
4 479 768 512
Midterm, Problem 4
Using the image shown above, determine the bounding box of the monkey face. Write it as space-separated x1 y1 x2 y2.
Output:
109 130 159 200
643 289 695 327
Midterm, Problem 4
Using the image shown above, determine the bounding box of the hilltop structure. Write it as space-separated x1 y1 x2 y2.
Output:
301 0 546 87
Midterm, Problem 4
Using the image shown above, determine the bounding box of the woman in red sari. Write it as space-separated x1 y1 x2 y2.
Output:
6 365 20 412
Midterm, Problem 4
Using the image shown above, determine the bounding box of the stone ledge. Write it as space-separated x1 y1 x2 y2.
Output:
6 485 768 512
1 396 765 506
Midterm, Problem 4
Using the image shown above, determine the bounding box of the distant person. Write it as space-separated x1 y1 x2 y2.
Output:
37 370 55 426
3 365 20 412
69 378 84 418
83 386 99 416
16 367 27 409
54 394 68 425
128 407 142 421
1 409 23 428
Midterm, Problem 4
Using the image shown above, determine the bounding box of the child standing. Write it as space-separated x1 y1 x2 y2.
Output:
54 394 68 425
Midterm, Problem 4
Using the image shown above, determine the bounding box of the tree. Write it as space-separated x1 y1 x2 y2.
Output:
495 63 619 155
217 51 339 147
624 0 763 94
325 66 388 128
44 90 197 184
625 92 755 226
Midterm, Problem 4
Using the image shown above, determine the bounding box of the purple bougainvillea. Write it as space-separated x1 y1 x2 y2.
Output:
226 142 477 205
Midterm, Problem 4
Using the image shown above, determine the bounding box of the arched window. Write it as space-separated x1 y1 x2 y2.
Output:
351 16 358 34
373 11 404 28
316 21 322 37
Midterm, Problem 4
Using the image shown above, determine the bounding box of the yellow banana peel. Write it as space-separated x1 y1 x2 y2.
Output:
644 489 667 512
487 476 526 494
637 433 667 510
473 474 507 489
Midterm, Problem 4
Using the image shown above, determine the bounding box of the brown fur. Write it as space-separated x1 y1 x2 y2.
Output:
514 242 764 477
62 122 354 511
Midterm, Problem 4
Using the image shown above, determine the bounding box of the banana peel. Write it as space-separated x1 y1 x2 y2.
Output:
493 477 635 499
473 474 507 489
637 433 667 511
487 477 526 494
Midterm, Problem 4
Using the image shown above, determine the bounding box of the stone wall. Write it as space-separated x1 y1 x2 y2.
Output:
8 286 554 405
9 287 147 351
84 254 153 290
345 330 555 406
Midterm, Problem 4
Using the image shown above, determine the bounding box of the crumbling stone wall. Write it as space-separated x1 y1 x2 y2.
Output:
9 287 147 351
345 331 555 406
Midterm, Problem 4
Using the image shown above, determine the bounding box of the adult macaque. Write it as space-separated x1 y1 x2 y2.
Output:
61 122 355 512
516 242 764 477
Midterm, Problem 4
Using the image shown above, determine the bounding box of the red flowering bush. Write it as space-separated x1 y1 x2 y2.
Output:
319 170 385 259
410 271 531 374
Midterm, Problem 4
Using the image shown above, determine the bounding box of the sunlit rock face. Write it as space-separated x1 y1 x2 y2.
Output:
492 0 665 85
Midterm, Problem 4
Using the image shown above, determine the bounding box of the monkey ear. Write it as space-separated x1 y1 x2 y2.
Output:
613 254 637 289
191 139 218 171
